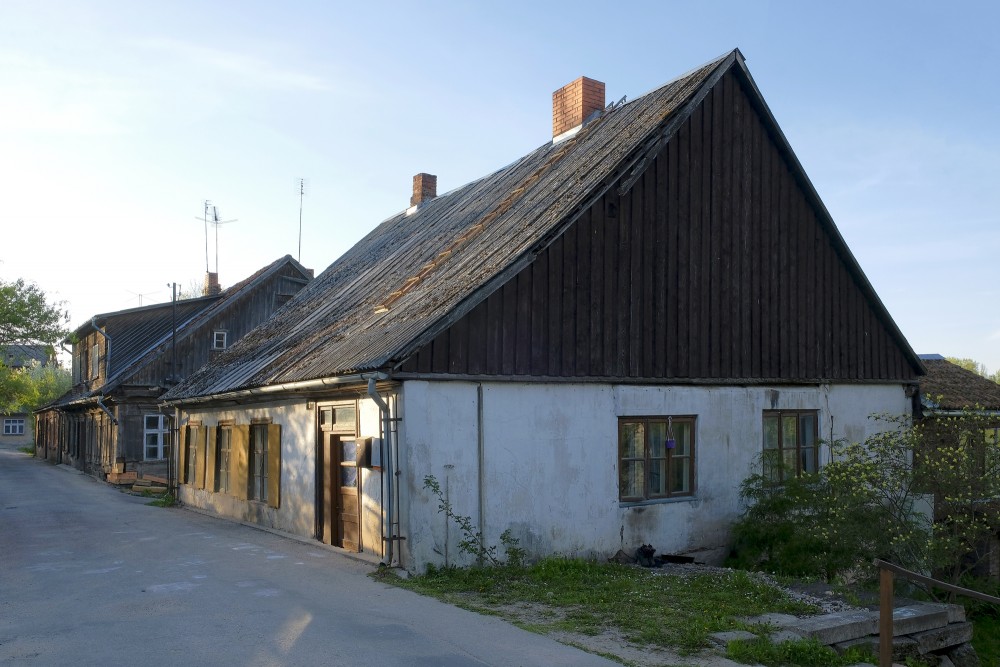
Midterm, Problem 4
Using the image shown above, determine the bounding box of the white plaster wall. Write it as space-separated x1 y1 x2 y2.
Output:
177 399 317 538
398 380 909 572
177 395 388 557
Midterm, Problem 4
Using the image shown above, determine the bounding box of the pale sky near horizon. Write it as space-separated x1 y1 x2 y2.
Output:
2 1 998 373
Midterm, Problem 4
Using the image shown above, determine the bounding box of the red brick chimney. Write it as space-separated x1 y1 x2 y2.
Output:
410 173 437 207
204 272 221 296
552 76 605 138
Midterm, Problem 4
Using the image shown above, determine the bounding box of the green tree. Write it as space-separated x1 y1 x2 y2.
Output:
0 279 68 348
0 279 70 413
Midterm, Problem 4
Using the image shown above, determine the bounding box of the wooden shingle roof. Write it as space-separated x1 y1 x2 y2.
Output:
164 49 922 402
164 54 731 401
918 356 1000 411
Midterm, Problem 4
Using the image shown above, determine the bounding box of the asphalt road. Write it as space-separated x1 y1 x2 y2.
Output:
0 443 619 667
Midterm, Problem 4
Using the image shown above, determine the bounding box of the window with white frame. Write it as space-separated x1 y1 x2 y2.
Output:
618 416 696 502
143 414 170 460
212 330 227 350
3 418 25 436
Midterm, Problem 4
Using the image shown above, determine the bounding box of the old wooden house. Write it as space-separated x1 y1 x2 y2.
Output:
35 256 312 480
162 50 924 570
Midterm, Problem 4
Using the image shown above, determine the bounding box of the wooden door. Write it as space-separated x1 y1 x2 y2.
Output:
322 433 361 551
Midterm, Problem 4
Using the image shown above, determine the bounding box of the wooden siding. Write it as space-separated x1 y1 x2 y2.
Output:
125 269 308 387
401 71 918 383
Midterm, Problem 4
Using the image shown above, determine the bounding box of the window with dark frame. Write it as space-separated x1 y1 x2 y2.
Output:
249 423 268 503
762 410 819 482
618 416 695 502
215 425 232 493
3 418 25 436
185 426 197 484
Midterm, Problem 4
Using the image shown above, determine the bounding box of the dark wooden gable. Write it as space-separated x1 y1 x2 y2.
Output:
399 68 920 383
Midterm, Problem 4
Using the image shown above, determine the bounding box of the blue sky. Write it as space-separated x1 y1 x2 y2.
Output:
2 1 998 372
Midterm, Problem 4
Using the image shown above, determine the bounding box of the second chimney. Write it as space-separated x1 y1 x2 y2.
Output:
552 76 605 139
410 173 437 207
204 272 221 296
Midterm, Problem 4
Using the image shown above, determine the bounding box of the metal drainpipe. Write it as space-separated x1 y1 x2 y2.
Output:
477 383 485 567
367 377 395 567
90 318 116 464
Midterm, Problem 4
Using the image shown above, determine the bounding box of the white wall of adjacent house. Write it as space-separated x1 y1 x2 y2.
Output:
396 380 911 572
176 396 386 556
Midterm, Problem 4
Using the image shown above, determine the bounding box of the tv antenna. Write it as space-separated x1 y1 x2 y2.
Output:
195 200 237 274
125 289 155 307
297 178 306 263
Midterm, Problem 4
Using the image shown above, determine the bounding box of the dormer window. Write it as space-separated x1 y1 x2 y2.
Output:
213 331 228 350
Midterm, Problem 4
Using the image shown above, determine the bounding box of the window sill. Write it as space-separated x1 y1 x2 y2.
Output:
619 496 696 508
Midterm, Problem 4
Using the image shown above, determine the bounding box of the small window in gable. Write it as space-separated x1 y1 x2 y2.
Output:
90 343 100 379
213 331 228 350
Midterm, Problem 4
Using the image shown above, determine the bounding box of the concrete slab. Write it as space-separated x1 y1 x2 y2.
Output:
767 629 804 644
708 630 757 648
740 612 799 628
833 635 919 661
946 642 982 667
891 603 951 635
912 622 974 655
787 610 878 645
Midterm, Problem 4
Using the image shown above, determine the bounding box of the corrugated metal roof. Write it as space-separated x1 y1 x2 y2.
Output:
2 344 51 368
51 255 308 408
163 53 732 401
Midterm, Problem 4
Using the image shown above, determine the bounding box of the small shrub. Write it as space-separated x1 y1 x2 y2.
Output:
18 445 35 456
423 475 523 567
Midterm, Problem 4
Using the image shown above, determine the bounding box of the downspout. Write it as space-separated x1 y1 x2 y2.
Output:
368 377 395 566
477 383 486 567
96 397 118 426
90 319 118 466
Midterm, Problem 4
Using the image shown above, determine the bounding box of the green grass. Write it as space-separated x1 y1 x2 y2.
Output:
17 445 35 456
972 614 1000 666
145 493 177 507
726 636 875 666
374 558 815 654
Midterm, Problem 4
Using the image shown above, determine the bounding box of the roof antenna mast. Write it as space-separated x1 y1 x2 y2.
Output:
196 202 238 275
297 178 305 263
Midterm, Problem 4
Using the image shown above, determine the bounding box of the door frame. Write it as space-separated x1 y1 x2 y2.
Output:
316 400 360 549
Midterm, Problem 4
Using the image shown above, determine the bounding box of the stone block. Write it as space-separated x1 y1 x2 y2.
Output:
912 622 974 655
708 630 757 648
787 610 878 645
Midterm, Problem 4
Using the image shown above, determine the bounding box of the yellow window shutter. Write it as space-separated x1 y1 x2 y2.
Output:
267 424 281 509
194 426 207 490
233 425 249 500
178 425 188 484
205 427 217 492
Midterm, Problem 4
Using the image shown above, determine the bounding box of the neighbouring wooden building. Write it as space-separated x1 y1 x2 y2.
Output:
162 50 924 570
35 256 312 480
